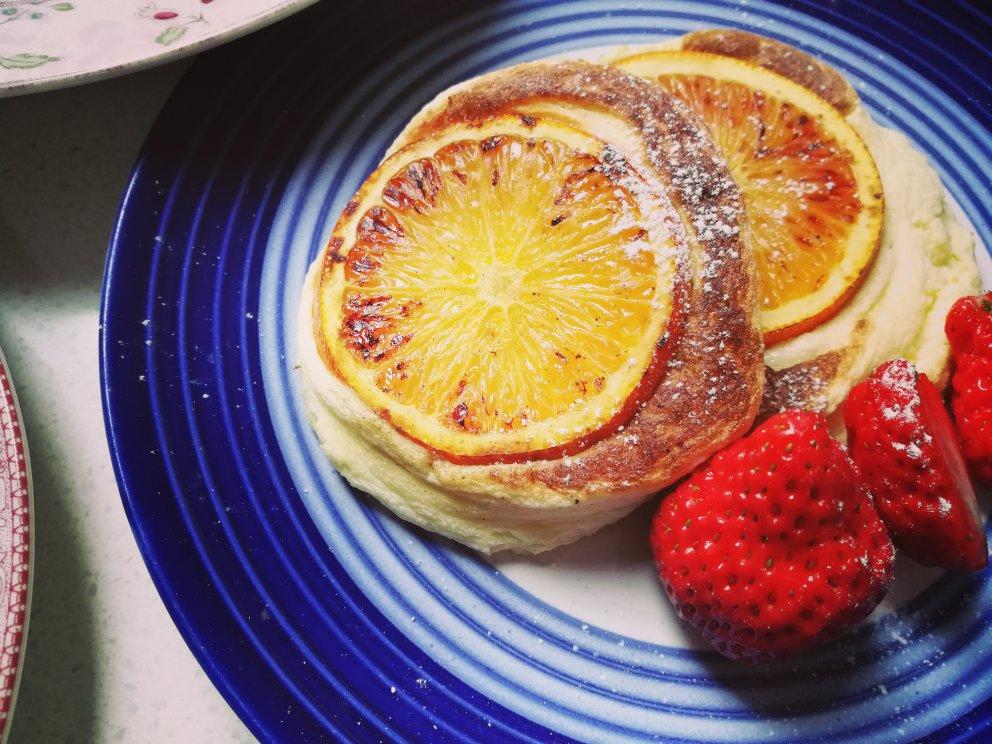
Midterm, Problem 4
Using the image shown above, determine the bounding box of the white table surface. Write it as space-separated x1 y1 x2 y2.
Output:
0 61 254 743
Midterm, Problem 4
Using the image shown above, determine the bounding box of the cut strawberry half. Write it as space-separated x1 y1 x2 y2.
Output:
845 359 988 572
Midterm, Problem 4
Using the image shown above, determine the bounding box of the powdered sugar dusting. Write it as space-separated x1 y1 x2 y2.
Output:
765 365 830 413
877 362 922 426
595 143 682 268
876 361 930 461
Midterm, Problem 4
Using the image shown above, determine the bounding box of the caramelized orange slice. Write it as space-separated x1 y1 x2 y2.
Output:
316 117 683 463
612 50 883 345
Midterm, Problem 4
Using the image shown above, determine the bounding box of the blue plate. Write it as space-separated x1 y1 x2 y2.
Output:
101 1 992 741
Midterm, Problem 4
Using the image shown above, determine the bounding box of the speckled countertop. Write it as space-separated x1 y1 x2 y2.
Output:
0 62 254 743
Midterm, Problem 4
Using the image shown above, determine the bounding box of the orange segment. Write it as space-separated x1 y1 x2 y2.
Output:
317 117 682 463
612 51 883 345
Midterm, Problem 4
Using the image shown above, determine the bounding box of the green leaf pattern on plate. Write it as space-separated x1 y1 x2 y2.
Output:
0 0 74 26
155 24 189 46
0 53 61 70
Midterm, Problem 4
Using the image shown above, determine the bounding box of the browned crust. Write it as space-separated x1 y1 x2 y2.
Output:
405 61 764 494
682 29 859 115
760 313 873 419
759 351 842 419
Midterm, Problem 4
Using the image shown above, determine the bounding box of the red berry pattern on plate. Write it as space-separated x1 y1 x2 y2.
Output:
650 410 894 664
947 292 992 485
845 359 987 572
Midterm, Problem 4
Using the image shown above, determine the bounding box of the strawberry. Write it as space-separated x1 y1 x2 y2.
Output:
946 292 992 359
946 293 992 484
845 359 987 572
651 410 894 664
949 356 992 484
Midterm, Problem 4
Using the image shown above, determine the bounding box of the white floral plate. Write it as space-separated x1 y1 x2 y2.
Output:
0 0 319 97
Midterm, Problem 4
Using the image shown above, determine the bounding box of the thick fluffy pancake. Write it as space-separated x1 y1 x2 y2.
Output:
299 60 763 554
605 33 980 424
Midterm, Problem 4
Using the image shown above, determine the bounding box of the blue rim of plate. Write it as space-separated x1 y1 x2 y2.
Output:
100 1 992 742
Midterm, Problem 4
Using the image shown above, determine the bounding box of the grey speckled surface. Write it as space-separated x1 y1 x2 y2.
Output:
0 63 254 743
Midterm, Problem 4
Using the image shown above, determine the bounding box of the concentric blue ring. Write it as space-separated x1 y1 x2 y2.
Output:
101 1 992 741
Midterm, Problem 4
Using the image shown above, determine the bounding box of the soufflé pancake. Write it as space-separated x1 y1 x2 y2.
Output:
298 60 764 554
299 32 980 555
